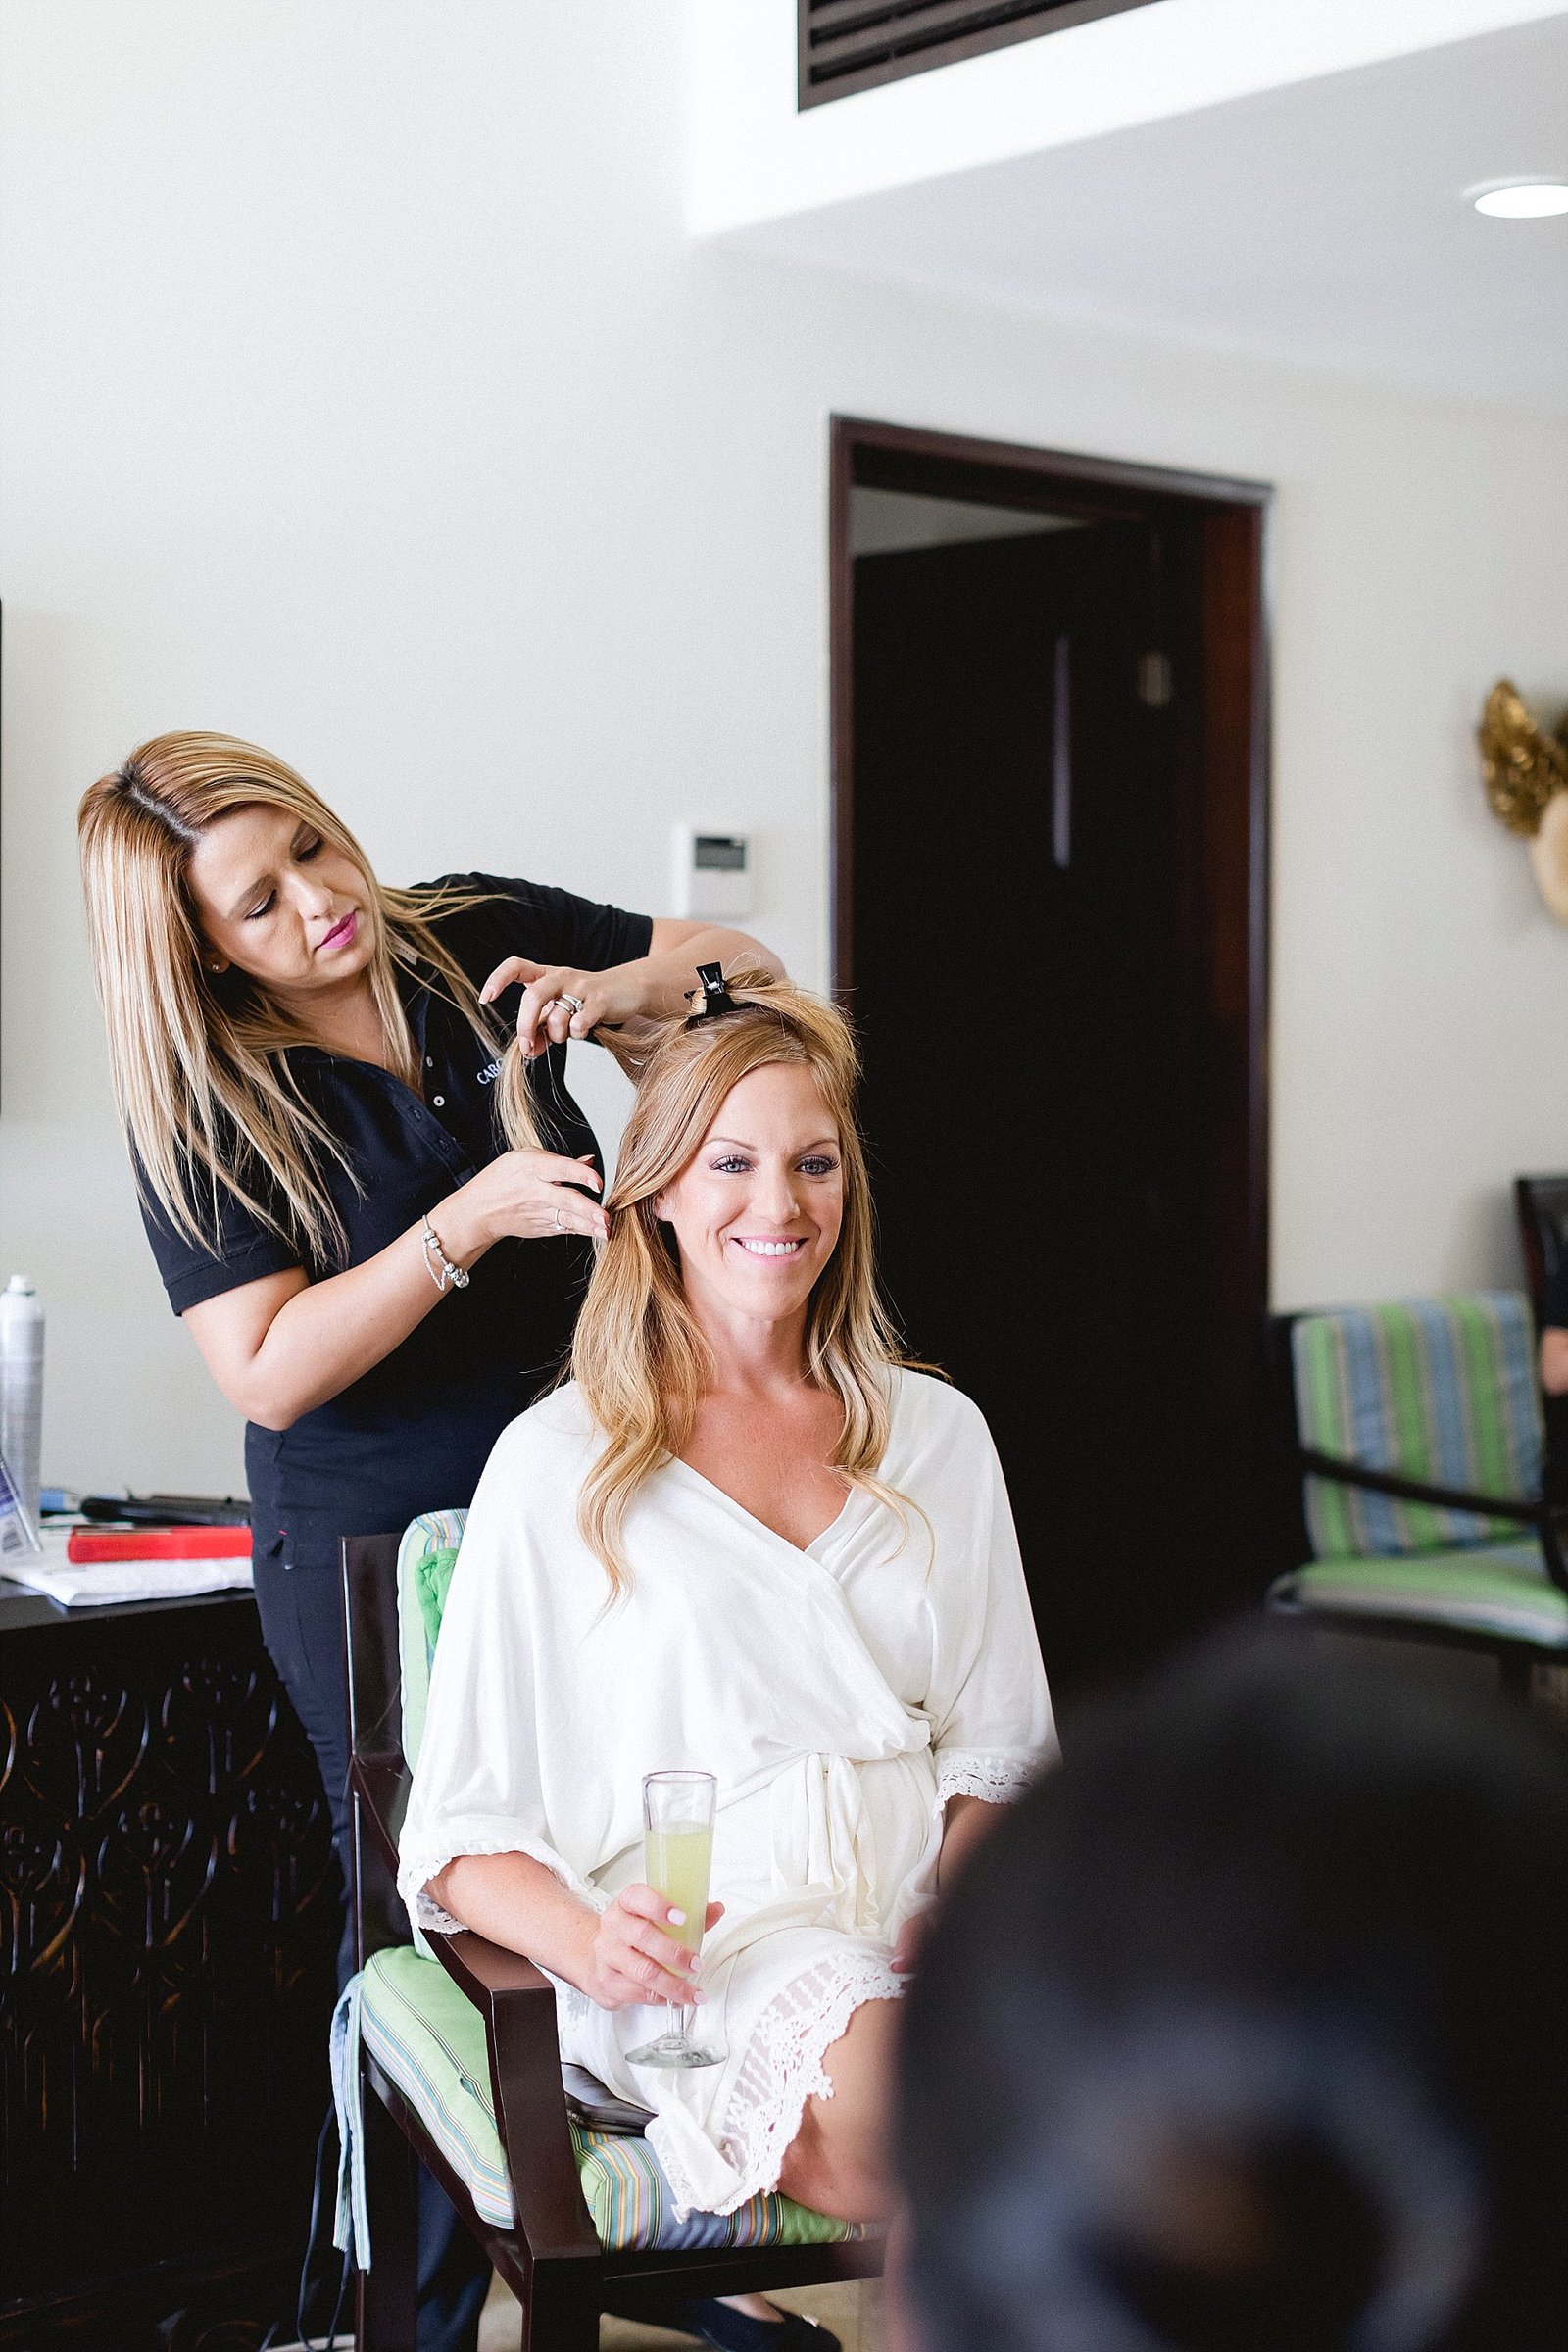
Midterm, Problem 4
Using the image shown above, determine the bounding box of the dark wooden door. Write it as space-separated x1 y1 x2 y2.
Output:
851 520 1213 1695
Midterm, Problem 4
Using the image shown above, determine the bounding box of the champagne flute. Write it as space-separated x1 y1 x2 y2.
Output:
626 1770 725 2069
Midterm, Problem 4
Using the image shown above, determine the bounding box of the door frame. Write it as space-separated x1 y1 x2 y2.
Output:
828 413 1274 1569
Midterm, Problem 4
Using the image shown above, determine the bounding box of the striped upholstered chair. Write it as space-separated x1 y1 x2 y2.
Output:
1267 1293 1568 1696
338 1514 880 2352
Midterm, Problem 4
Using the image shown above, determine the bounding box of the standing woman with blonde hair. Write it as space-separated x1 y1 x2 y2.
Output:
78 730 781 2352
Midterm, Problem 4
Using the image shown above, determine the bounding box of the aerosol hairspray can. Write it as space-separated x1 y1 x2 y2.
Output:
0 1276 45 1533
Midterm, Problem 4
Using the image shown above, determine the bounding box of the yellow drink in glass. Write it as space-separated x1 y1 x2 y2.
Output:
645 1822 713 1953
627 1770 725 2070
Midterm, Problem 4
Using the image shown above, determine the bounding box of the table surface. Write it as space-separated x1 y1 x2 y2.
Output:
0 1574 256 1634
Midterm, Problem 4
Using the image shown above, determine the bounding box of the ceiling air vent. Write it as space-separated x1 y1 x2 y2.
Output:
800 0 1162 109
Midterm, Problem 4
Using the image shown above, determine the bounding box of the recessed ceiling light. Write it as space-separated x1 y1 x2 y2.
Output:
1467 179 1568 219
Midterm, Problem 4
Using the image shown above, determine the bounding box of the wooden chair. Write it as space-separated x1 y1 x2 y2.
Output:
340 1529 884 2352
1265 1293 1568 1706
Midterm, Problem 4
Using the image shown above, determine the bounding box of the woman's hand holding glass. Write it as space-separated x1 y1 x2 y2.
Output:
582 1884 725 2013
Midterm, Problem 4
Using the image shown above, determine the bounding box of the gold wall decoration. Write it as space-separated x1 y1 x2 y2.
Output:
1480 679 1568 835
1480 681 1568 922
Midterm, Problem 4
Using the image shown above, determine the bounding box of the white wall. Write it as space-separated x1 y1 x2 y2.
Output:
4 0 1568 1497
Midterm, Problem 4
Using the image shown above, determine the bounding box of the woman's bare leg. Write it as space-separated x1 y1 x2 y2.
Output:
776 1995 902 2223
705 1997 900 2324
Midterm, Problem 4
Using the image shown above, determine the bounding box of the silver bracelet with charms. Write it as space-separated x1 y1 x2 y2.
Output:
421 1213 470 1293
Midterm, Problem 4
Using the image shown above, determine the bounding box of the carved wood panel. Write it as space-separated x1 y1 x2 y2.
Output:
0 1597 338 2339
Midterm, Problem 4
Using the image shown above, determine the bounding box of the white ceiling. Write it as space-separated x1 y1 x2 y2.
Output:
736 14 1568 416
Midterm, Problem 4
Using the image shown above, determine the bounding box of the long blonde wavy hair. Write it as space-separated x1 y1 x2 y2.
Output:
78 731 536 1263
509 970 915 1588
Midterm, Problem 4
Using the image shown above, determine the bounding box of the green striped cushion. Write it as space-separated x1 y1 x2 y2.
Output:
359 1947 858 2249
1269 1540 1568 1648
396 1509 467 1771
1292 1295 1543 1559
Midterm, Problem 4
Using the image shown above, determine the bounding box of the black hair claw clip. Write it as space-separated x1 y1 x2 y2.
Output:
684 962 742 1023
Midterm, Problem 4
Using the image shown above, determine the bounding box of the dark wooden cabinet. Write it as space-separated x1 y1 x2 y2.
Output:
0 1585 338 2349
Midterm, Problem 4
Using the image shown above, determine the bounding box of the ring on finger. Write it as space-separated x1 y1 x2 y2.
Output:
558 992 585 1017
555 1205 564 1233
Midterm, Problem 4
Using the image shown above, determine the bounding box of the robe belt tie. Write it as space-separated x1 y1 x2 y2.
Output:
771 1751 884 1936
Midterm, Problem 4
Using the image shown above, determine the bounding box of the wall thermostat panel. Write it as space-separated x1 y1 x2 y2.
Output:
671 825 753 918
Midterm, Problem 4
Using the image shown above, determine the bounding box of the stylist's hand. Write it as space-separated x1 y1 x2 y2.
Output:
442 1148 609 1253
481 956 645 1060
581 1886 726 2012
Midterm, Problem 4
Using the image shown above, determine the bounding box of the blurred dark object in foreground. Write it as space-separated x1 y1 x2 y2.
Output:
899 1632 1568 2352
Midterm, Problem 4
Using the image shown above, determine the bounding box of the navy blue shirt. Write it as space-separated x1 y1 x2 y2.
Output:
1544 1253 1568 1332
139 874 652 1569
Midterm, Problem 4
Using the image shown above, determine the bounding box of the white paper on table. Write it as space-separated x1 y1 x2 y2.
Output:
2 1527 253 1607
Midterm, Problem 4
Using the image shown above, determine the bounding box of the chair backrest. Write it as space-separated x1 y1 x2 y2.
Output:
340 1528 413 1969
1291 1293 1544 1560
1515 1176 1568 1502
397 1508 468 1770
1515 1175 1568 1327
340 1516 467 1970
1265 1314 1314 1578
342 1530 407 1764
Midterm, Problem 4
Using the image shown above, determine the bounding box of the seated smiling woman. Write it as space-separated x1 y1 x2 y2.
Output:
397 970 1056 2351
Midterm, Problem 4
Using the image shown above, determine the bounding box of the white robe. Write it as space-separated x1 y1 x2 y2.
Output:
397 1368 1055 2216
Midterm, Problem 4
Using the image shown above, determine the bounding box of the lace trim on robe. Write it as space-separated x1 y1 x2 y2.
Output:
396 1827 608 1936
933 1746 1040 1811
655 1947 904 2219
416 1892 467 1936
